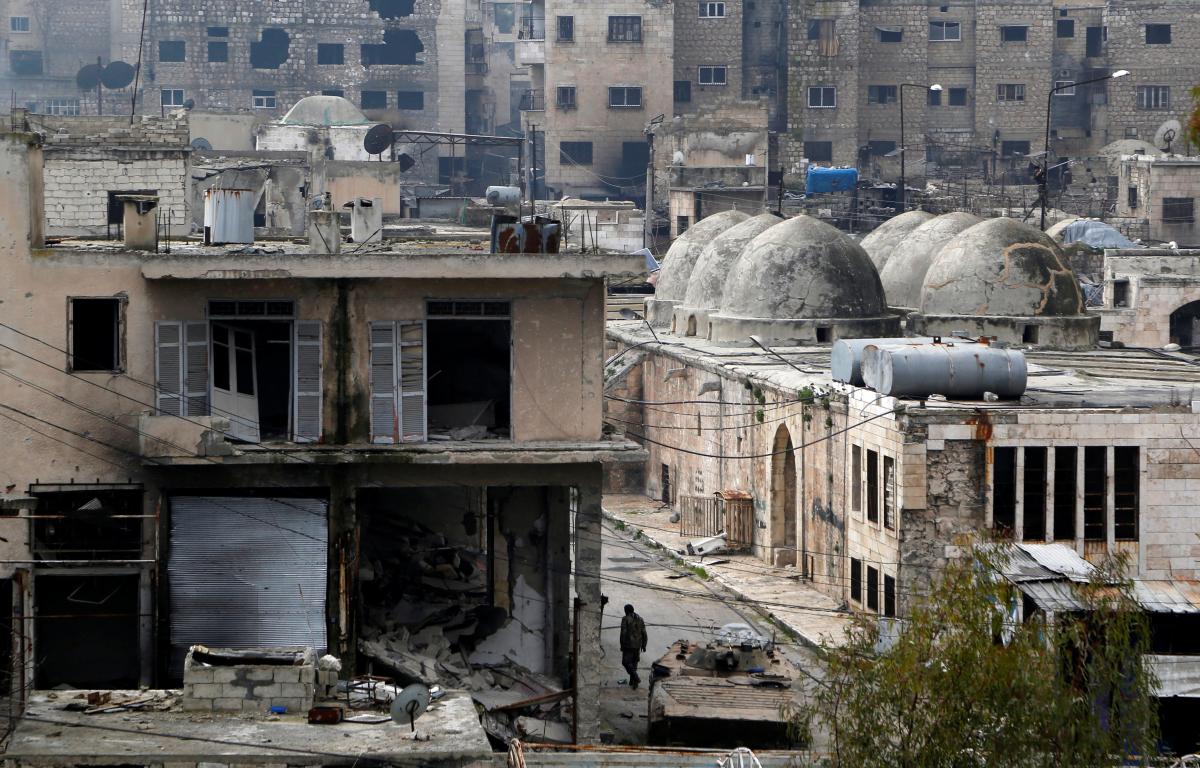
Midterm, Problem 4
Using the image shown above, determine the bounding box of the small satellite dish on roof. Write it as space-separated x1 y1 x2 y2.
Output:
364 123 395 156
390 684 430 732
1154 119 1182 153
100 61 136 90
191 137 213 151
76 64 102 91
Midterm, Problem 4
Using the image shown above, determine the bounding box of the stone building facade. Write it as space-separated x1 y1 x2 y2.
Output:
783 0 1200 182
1116 154 1200 246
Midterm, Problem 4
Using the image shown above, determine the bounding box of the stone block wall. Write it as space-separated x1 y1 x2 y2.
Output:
181 647 319 714
786 0 860 168
41 152 188 235
674 0 745 113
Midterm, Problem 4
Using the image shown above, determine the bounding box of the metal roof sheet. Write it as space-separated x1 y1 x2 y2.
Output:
1016 543 1095 581
1132 579 1200 614
1019 580 1088 613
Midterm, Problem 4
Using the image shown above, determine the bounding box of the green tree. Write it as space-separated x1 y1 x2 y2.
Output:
789 549 1158 767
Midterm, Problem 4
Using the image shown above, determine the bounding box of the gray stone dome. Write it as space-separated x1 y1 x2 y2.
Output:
707 215 899 345
683 213 783 310
859 210 935 271
878 212 981 309
910 217 1098 349
654 210 750 302
281 95 371 126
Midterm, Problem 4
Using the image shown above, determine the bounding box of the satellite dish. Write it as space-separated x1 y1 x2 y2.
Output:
76 64 102 91
1154 120 1183 152
191 137 213 151
397 151 415 173
183 98 195 110
390 684 429 732
364 123 395 156
101 61 135 90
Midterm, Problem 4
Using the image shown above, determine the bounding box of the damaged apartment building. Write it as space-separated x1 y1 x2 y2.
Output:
520 0 788 199
606 210 1200 752
0 129 645 746
783 0 1200 181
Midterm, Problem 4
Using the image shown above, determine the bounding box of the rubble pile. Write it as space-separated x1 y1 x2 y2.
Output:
357 514 571 743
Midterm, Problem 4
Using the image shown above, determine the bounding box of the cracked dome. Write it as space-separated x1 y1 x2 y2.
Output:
859 210 935 271
919 217 1085 317
707 215 899 344
280 95 371 126
878 212 981 309
653 210 750 302
683 213 783 310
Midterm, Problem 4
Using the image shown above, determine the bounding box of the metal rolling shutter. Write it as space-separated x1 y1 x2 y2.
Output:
168 496 328 671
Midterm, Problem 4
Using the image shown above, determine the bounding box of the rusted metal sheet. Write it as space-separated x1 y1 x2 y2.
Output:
490 214 562 254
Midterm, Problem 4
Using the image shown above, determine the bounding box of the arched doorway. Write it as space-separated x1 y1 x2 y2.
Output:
770 426 798 566
1170 300 1200 348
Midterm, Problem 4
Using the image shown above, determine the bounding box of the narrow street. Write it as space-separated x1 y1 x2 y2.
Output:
596 520 822 745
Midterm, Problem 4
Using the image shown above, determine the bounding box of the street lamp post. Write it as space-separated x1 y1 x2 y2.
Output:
898 83 942 212
1041 69 1130 230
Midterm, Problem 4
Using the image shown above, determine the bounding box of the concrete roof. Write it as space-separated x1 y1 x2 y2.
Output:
919 217 1086 318
718 214 888 320
681 213 783 310
879 212 981 309
858 210 935 271
280 95 372 126
654 210 750 301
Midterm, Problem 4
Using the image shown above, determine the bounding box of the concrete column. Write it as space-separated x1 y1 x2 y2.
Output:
1105 446 1116 551
572 470 603 744
1045 453 1056 542
1014 446 1025 541
1075 448 1086 556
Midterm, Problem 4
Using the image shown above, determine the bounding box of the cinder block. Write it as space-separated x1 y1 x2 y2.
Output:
279 683 310 698
250 683 282 698
220 683 252 699
185 667 215 684
181 697 213 712
273 667 301 684
192 683 223 698
244 668 275 682
298 667 315 684
212 667 239 684
212 698 243 712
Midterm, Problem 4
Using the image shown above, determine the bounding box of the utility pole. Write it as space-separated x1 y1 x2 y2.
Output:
527 122 538 212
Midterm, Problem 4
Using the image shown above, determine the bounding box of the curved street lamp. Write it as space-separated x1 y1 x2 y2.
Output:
1040 69 1130 229
898 83 942 212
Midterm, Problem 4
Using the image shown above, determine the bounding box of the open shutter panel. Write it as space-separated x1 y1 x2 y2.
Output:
369 321 397 444
184 322 210 417
293 321 323 443
398 320 426 443
155 321 183 416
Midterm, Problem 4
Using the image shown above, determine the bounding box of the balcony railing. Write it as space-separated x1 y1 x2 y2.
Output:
518 15 546 40
519 90 545 111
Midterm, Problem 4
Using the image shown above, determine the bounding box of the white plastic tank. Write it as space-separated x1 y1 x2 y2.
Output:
862 342 1027 399
349 197 383 245
203 188 255 245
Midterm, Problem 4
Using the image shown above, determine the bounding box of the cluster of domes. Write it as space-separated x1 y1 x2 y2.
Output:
642 209 1099 350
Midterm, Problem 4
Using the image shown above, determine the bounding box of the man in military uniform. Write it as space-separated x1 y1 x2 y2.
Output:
619 603 648 689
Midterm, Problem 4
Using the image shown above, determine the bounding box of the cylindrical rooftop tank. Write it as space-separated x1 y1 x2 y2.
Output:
832 337 934 386
862 342 1027 399
203 188 255 245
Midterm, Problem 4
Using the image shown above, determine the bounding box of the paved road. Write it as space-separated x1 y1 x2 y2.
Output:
596 521 818 745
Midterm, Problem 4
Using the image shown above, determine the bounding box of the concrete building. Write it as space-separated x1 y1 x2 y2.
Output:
1098 248 1200 349
605 209 1200 752
1116 153 1200 246
782 0 1200 187
0 129 644 744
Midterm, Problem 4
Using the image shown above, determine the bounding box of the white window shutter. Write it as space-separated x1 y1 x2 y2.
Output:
293 321 323 443
398 320 426 443
184 322 210 417
155 321 183 416
369 321 397 444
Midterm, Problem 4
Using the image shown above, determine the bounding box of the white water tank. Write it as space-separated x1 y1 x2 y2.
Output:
203 188 255 245
349 197 383 244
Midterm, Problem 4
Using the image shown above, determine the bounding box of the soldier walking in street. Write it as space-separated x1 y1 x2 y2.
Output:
620 603 648 689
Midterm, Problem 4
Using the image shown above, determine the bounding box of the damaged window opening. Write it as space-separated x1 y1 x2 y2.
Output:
31 488 142 560
397 90 424 109
1114 446 1139 541
882 455 895 530
207 26 228 37
866 565 879 612
211 320 292 442
425 300 511 439
361 90 387 110
992 446 1016 537
883 574 896 617
207 41 228 63
369 0 416 19
250 29 290 69
1083 446 1107 541
318 43 345 65
362 29 425 66
866 449 878 523
69 297 123 372
1054 446 1077 540
1023 447 1047 541
36 574 140 689
850 557 862 603
9 50 42 76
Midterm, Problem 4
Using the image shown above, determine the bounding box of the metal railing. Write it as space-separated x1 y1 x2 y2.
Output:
518 16 545 40
518 90 545 111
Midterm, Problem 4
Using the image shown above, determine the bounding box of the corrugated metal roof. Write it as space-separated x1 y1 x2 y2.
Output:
1017 543 1095 581
1132 579 1200 614
1019 579 1089 613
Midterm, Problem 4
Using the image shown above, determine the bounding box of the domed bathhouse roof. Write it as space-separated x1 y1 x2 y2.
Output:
859 210 935 271
707 214 900 345
280 95 372 126
908 217 1099 350
878 212 981 310
645 209 750 328
672 213 784 338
